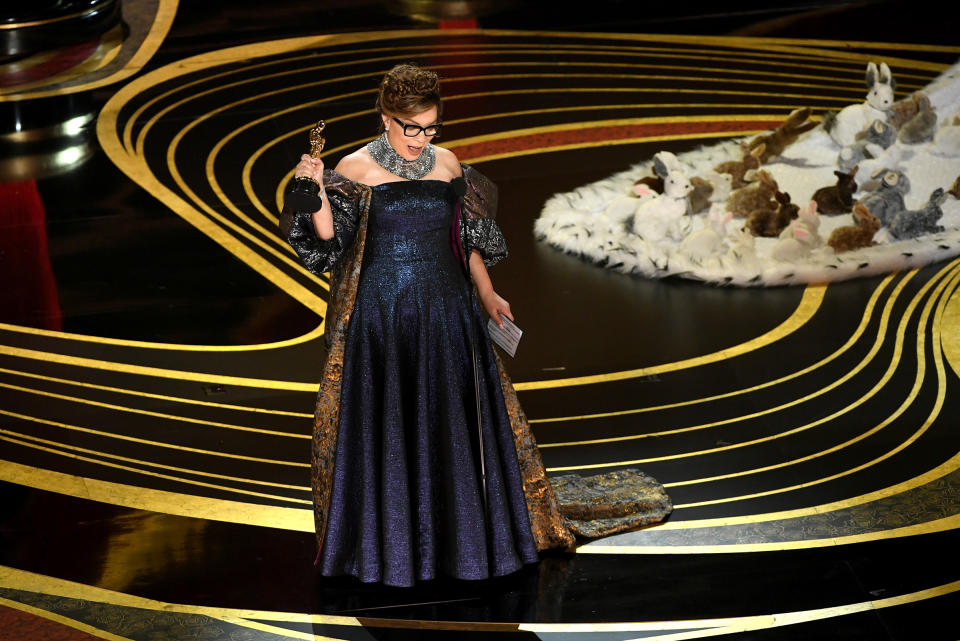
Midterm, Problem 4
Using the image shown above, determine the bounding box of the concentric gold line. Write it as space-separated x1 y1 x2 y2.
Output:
540 272 901 446
545 261 935 472
0 366 312 417
535 273 893 428
0 408 309 467
0 429 311 499
0 380 308 439
0 461 314 531
669 263 956 507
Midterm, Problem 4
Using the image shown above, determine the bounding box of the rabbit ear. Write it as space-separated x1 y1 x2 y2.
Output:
794 227 809 240
880 62 895 89
653 154 669 178
866 62 878 89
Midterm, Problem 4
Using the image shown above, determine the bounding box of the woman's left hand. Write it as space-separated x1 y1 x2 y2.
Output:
480 290 513 329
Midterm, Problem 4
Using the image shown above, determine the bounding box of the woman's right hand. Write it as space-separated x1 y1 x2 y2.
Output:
295 154 325 185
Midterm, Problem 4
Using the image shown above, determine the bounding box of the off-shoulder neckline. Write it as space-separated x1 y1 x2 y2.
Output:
369 178 457 188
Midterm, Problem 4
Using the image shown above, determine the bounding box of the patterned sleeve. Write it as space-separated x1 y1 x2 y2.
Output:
279 169 364 275
461 163 508 267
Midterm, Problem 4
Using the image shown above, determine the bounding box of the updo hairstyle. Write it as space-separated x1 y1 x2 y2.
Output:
376 64 442 132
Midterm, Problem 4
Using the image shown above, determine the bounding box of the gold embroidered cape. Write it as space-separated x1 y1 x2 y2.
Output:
279 164 671 557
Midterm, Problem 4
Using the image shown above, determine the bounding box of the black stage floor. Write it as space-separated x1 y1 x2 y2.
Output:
2 1 960 639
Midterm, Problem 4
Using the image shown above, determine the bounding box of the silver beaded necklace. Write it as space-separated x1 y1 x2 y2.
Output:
366 132 436 180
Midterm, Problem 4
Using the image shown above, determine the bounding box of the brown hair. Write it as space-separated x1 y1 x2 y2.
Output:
375 64 442 132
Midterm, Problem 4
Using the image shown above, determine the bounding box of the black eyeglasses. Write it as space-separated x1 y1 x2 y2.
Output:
392 117 442 138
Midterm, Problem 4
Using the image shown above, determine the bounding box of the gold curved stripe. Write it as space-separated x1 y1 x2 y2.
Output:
536 273 894 428
0 461 313 532
0 321 324 351
2 562 958 635
0 564 360 627
164 124 331 290
545 262 934 472
0 380 308 439
97 109 328 318
0 431 310 501
0 343 317 390
940 281 960 381
0 408 309 467
518 285 823 392
580 515 960 557
0 596 134 641
540 271 899 444
473 28 956 68
629 279 960 533
0 366 312 418
669 265 955 506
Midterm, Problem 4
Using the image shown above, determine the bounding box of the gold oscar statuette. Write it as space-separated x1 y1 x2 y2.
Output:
285 120 326 212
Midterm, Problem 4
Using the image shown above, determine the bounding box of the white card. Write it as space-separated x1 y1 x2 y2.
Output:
486 315 523 358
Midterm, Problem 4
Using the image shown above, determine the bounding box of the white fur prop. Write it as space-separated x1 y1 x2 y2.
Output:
534 59 960 287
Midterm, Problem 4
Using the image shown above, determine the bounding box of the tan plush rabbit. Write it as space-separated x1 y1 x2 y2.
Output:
726 169 779 217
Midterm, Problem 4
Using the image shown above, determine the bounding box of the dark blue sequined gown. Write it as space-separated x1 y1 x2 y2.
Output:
317 179 539 587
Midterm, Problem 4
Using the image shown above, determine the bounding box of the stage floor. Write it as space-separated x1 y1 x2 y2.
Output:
2 1 960 639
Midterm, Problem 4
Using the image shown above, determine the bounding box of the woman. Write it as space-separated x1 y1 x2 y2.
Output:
282 64 668 587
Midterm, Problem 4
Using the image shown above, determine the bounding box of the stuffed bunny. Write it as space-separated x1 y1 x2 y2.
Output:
745 190 799 237
748 107 818 162
827 204 881 253
858 168 911 227
714 142 765 189
631 151 694 243
772 201 822 262
838 120 896 172
813 167 859 215
888 189 947 239
898 94 937 144
824 62 895 147
681 203 732 259
727 169 779 217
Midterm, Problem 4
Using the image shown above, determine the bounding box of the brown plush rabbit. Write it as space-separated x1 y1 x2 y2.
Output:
727 169 779 217
950 174 960 200
745 190 799 237
889 91 927 130
688 176 714 214
827 204 880 252
748 107 818 162
813 167 858 215
714 142 765 189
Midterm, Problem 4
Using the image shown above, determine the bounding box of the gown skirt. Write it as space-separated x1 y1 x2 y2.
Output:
317 179 540 587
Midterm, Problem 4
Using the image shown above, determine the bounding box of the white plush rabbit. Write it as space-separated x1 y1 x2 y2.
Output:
772 201 822 262
631 151 694 243
681 204 731 259
826 62 895 147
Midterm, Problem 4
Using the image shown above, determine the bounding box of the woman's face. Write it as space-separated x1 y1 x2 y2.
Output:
381 106 440 162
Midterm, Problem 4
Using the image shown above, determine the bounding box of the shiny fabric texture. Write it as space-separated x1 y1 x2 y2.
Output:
318 179 538 585
280 164 671 586
551 469 673 538
281 165 573 586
